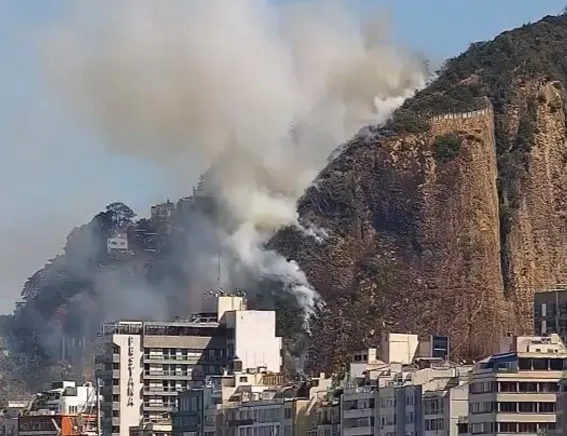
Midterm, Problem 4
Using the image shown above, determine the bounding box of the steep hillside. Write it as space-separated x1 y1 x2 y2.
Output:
3 12 567 392
271 12 567 372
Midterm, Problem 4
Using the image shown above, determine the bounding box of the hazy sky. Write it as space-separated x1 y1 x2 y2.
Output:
0 0 564 313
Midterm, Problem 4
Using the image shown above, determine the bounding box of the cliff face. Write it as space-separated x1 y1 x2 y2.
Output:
271 13 567 370
500 79 567 328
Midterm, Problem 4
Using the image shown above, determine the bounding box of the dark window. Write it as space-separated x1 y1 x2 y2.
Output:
518 402 536 413
518 382 537 393
499 382 517 392
539 402 555 413
499 402 516 413
532 358 547 371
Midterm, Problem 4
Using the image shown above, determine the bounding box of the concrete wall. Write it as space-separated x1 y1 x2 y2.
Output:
224 310 282 372
381 333 419 365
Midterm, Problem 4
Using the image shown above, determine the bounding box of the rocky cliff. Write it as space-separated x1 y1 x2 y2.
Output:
270 13 567 372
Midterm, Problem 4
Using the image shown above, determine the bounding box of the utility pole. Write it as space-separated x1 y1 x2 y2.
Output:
96 378 102 436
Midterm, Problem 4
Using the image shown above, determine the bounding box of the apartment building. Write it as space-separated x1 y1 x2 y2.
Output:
533 286 567 339
95 294 282 436
467 334 565 436
422 378 468 436
341 385 377 436
376 383 422 436
173 368 285 436
215 377 329 436
29 381 98 415
310 393 340 436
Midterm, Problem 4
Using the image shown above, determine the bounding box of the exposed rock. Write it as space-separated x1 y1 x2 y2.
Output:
271 13 567 372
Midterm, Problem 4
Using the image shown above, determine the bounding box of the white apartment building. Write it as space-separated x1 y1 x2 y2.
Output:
338 332 466 436
107 230 128 255
467 334 565 436
30 381 98 415
95 295 282 436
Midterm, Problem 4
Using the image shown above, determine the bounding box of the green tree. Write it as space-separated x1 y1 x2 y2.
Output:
105 202 136 227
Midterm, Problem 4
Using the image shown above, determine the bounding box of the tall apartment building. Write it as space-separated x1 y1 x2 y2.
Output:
467 334 566 436
533 286 567 339
95 295 282 436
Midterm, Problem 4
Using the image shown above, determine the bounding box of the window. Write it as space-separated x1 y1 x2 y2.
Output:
539 402 555 413
499 422 516 433
518 402 536 413
499 402 516 413
518 423 537 433
499 381 517 392
470 422 494 434
540 382 559 393
518 382 538 392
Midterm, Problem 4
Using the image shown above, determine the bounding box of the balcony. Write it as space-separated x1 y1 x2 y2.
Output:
143 388 181 396
143 355 225 364
143 403 174 412
343 408 373 419
144 371 193 380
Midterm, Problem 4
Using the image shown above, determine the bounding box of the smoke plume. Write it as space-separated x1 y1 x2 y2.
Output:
44 0 427 319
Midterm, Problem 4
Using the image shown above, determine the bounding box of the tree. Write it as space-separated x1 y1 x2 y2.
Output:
105 202 136 228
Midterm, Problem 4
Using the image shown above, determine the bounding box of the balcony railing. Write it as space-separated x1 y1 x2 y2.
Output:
144 371 194 378
143 355 225 363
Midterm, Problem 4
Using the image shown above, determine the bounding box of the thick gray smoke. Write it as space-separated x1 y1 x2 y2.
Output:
45 0 426 320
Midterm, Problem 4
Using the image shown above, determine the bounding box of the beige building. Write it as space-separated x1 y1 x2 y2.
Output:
216 376 330 436
467 334 565 436
95 295 282 436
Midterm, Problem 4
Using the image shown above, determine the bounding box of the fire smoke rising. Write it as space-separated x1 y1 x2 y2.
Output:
45 0 427 320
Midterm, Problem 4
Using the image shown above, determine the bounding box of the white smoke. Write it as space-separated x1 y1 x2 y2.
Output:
44 0 427 320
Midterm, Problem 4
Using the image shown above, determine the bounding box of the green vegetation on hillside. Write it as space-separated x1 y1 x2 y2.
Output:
433 133 463 162
391 13 567 134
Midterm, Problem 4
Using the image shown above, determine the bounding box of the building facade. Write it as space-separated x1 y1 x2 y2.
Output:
533 286 567 339
95 295 281 436
467 334 565 436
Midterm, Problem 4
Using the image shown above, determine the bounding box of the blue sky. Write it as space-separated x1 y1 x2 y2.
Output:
0 0 564 313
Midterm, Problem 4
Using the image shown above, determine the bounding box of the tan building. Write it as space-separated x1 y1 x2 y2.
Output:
215 375 331 436
467 334 565 436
